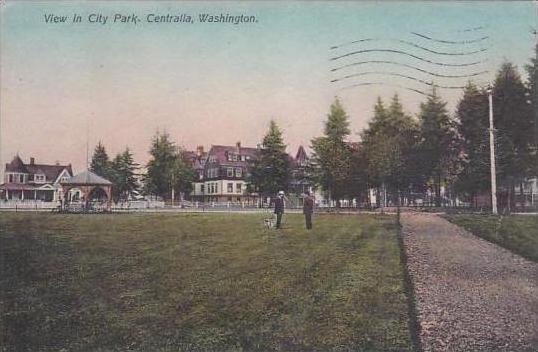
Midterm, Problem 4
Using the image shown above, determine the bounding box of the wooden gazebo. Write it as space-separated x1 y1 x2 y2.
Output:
61 171 113 211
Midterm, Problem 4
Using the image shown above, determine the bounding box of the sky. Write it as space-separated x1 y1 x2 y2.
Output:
1 1 537 174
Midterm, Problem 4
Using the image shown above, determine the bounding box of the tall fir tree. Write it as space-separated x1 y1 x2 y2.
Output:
171 148 196 199
90 142 111 178
418 88 458 207
525 44 538 176
311 98 352 205
493 62 535 210
361 95 421 206
145 132 176 198
248 120 291 196
454 82 490 204
144 132 195 200
110 148 139 201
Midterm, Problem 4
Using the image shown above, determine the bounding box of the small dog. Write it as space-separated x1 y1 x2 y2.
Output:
264 216 275 228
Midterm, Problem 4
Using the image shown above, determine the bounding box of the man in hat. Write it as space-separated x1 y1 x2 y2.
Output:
273 191 285 229
303 191 314 230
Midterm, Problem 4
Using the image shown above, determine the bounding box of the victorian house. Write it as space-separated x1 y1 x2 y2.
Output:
1 155 73 202
188 142 312 204
191 142 258 203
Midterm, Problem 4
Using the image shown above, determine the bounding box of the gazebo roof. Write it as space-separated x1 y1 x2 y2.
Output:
62 171 112 186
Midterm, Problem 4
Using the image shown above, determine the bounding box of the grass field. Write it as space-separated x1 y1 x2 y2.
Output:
443 214 538 263
0 212 413 351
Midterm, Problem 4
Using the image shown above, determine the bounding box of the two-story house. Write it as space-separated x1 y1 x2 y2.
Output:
188 142 314 204
0 155 73 202
198 142 258 203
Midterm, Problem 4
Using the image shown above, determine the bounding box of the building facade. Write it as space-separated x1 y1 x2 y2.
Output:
193 142 258 203
0 155 73 202
188 142 313 204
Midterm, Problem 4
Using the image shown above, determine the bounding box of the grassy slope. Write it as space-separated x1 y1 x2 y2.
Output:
443 214 538 263
0 213 412 351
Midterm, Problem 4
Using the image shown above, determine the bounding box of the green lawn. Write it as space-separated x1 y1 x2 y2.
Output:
443 214 538 263
0 212 413 351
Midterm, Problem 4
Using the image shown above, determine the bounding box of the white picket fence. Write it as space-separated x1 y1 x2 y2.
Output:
0 200 60 209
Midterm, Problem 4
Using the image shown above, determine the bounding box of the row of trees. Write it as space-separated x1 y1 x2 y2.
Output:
89 133 195 202
89 143 139 201
88 46 536 208
309 47 537 209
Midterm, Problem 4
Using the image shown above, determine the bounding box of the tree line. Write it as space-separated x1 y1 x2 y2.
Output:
89 46 537 210
309 47 537 210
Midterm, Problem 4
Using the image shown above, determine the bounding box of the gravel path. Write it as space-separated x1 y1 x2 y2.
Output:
400 212 538 352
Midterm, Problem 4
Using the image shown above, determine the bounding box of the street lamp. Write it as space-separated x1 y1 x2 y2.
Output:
486 85 498 215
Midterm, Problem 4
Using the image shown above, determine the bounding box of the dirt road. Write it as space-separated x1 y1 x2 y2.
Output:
400 212 538 352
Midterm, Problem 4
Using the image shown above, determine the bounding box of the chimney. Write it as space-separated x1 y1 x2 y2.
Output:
236 141 241 149
196 145 204 157
30 157 35 165
55 160 60 166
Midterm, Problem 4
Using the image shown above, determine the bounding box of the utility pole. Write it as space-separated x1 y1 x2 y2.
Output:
487 85 498 214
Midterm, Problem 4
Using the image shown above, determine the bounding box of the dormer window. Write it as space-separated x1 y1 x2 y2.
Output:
35 174 46 183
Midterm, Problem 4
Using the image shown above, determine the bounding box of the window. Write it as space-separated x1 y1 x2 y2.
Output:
207 168 219 178
236 168 242 178
8 174 13 183
227 168 234 177
232 154 238 161
227 183 233 193
215 183 218 193
19 174 24 183
236 183 242 194
200 184 205 193
35 174 45 183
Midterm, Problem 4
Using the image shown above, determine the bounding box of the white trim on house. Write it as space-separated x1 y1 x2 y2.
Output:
54 168 72 185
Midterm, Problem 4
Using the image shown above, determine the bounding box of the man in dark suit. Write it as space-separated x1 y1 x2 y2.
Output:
303 191 314 230
274 191 285 229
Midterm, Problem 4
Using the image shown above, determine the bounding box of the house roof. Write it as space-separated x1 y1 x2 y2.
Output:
208 145 259 167
26 164 73 182
295 146 308 160
5 156 28 173
62 171 112 186
4 156 73 182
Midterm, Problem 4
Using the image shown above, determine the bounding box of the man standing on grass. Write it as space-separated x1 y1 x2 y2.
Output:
303 191 314 230
274 191 285 229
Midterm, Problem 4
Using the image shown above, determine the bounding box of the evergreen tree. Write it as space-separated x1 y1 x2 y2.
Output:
454 83 490 204
144 132 195 200
110 148 139 201
145 132 176 198
361 95 421 206
418 88 458 207
90 142 111 178
171 148 196 198
525 44 538 176
248 120 291 196
493 62 535 210
311 98 352 205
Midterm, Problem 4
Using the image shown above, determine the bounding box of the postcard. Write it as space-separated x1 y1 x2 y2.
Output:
1 1 537 351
